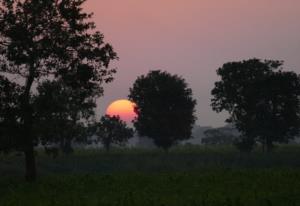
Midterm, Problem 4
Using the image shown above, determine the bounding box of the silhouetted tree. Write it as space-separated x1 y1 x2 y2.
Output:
34 79 97 154
129 70 197 151
0 75 22 153
0 0 117 181
211 59 300 152
94 115 133 151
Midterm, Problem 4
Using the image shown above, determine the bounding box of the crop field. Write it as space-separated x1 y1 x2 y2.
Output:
0 145 300 206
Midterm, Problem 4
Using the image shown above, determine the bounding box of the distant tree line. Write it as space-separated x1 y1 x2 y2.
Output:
202 127 237 145
1 0 300 182
131 60 300 153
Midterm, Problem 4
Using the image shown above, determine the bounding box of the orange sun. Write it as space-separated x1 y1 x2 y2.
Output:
106 99 137 123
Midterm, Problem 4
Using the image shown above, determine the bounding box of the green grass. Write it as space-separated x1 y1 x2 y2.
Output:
0 145 300 205
0 170 299 206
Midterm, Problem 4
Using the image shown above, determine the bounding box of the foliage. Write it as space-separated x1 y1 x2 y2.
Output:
1 171 300 206
0 0 117 180
0 75 22 152
211 59 300 152
93 115 134 151
33 80 96 154
129 70 197 151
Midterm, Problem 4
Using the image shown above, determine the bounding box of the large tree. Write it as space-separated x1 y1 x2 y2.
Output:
0 0 117 181
211 59 300 152
129 70 197 151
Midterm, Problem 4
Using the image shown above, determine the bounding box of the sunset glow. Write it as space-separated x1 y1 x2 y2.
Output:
106 99 137 123
85 0 300 127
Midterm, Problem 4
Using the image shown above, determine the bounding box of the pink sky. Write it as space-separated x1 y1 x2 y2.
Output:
84 0 300 127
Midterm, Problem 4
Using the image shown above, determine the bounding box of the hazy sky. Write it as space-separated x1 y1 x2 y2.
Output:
84 0 300 127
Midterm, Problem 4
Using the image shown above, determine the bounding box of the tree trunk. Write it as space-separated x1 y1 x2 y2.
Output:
104 142 111 152
64 139 74 154
23 107 37 181
23 107 36 181
24 143 36 182
22 65 36 181
262 139 266 153
263 137 273 153
266 138 273 153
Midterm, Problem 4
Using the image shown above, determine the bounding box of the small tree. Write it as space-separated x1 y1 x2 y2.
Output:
94 115 133 151
33 79 97 154
129 70 197 151
211 59 300 152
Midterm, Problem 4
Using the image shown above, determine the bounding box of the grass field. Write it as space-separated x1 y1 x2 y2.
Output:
0 145 300 206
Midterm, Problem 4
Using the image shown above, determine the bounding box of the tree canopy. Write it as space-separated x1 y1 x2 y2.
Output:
33 79 95 154
0 0 117 181
129 70 197 151
211 59 300 152
93 115 134 151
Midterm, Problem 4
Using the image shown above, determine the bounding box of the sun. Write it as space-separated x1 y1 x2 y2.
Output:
106 99 137 123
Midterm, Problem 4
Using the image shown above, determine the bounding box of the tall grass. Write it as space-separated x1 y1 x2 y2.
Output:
0 170 299 206
0 145 300 205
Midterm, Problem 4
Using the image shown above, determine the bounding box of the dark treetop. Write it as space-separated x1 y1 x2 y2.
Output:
129 70 197 151
211 59 300 152
93 115 134 152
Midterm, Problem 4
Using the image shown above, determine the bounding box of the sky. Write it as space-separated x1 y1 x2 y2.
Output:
84 0 300 127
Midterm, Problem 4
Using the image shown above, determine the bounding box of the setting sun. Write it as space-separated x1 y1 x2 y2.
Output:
106 99 137 123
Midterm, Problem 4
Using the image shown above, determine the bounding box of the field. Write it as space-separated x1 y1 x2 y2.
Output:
1 145 300 206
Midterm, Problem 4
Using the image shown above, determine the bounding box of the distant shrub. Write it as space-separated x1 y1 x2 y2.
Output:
234 136 256 153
